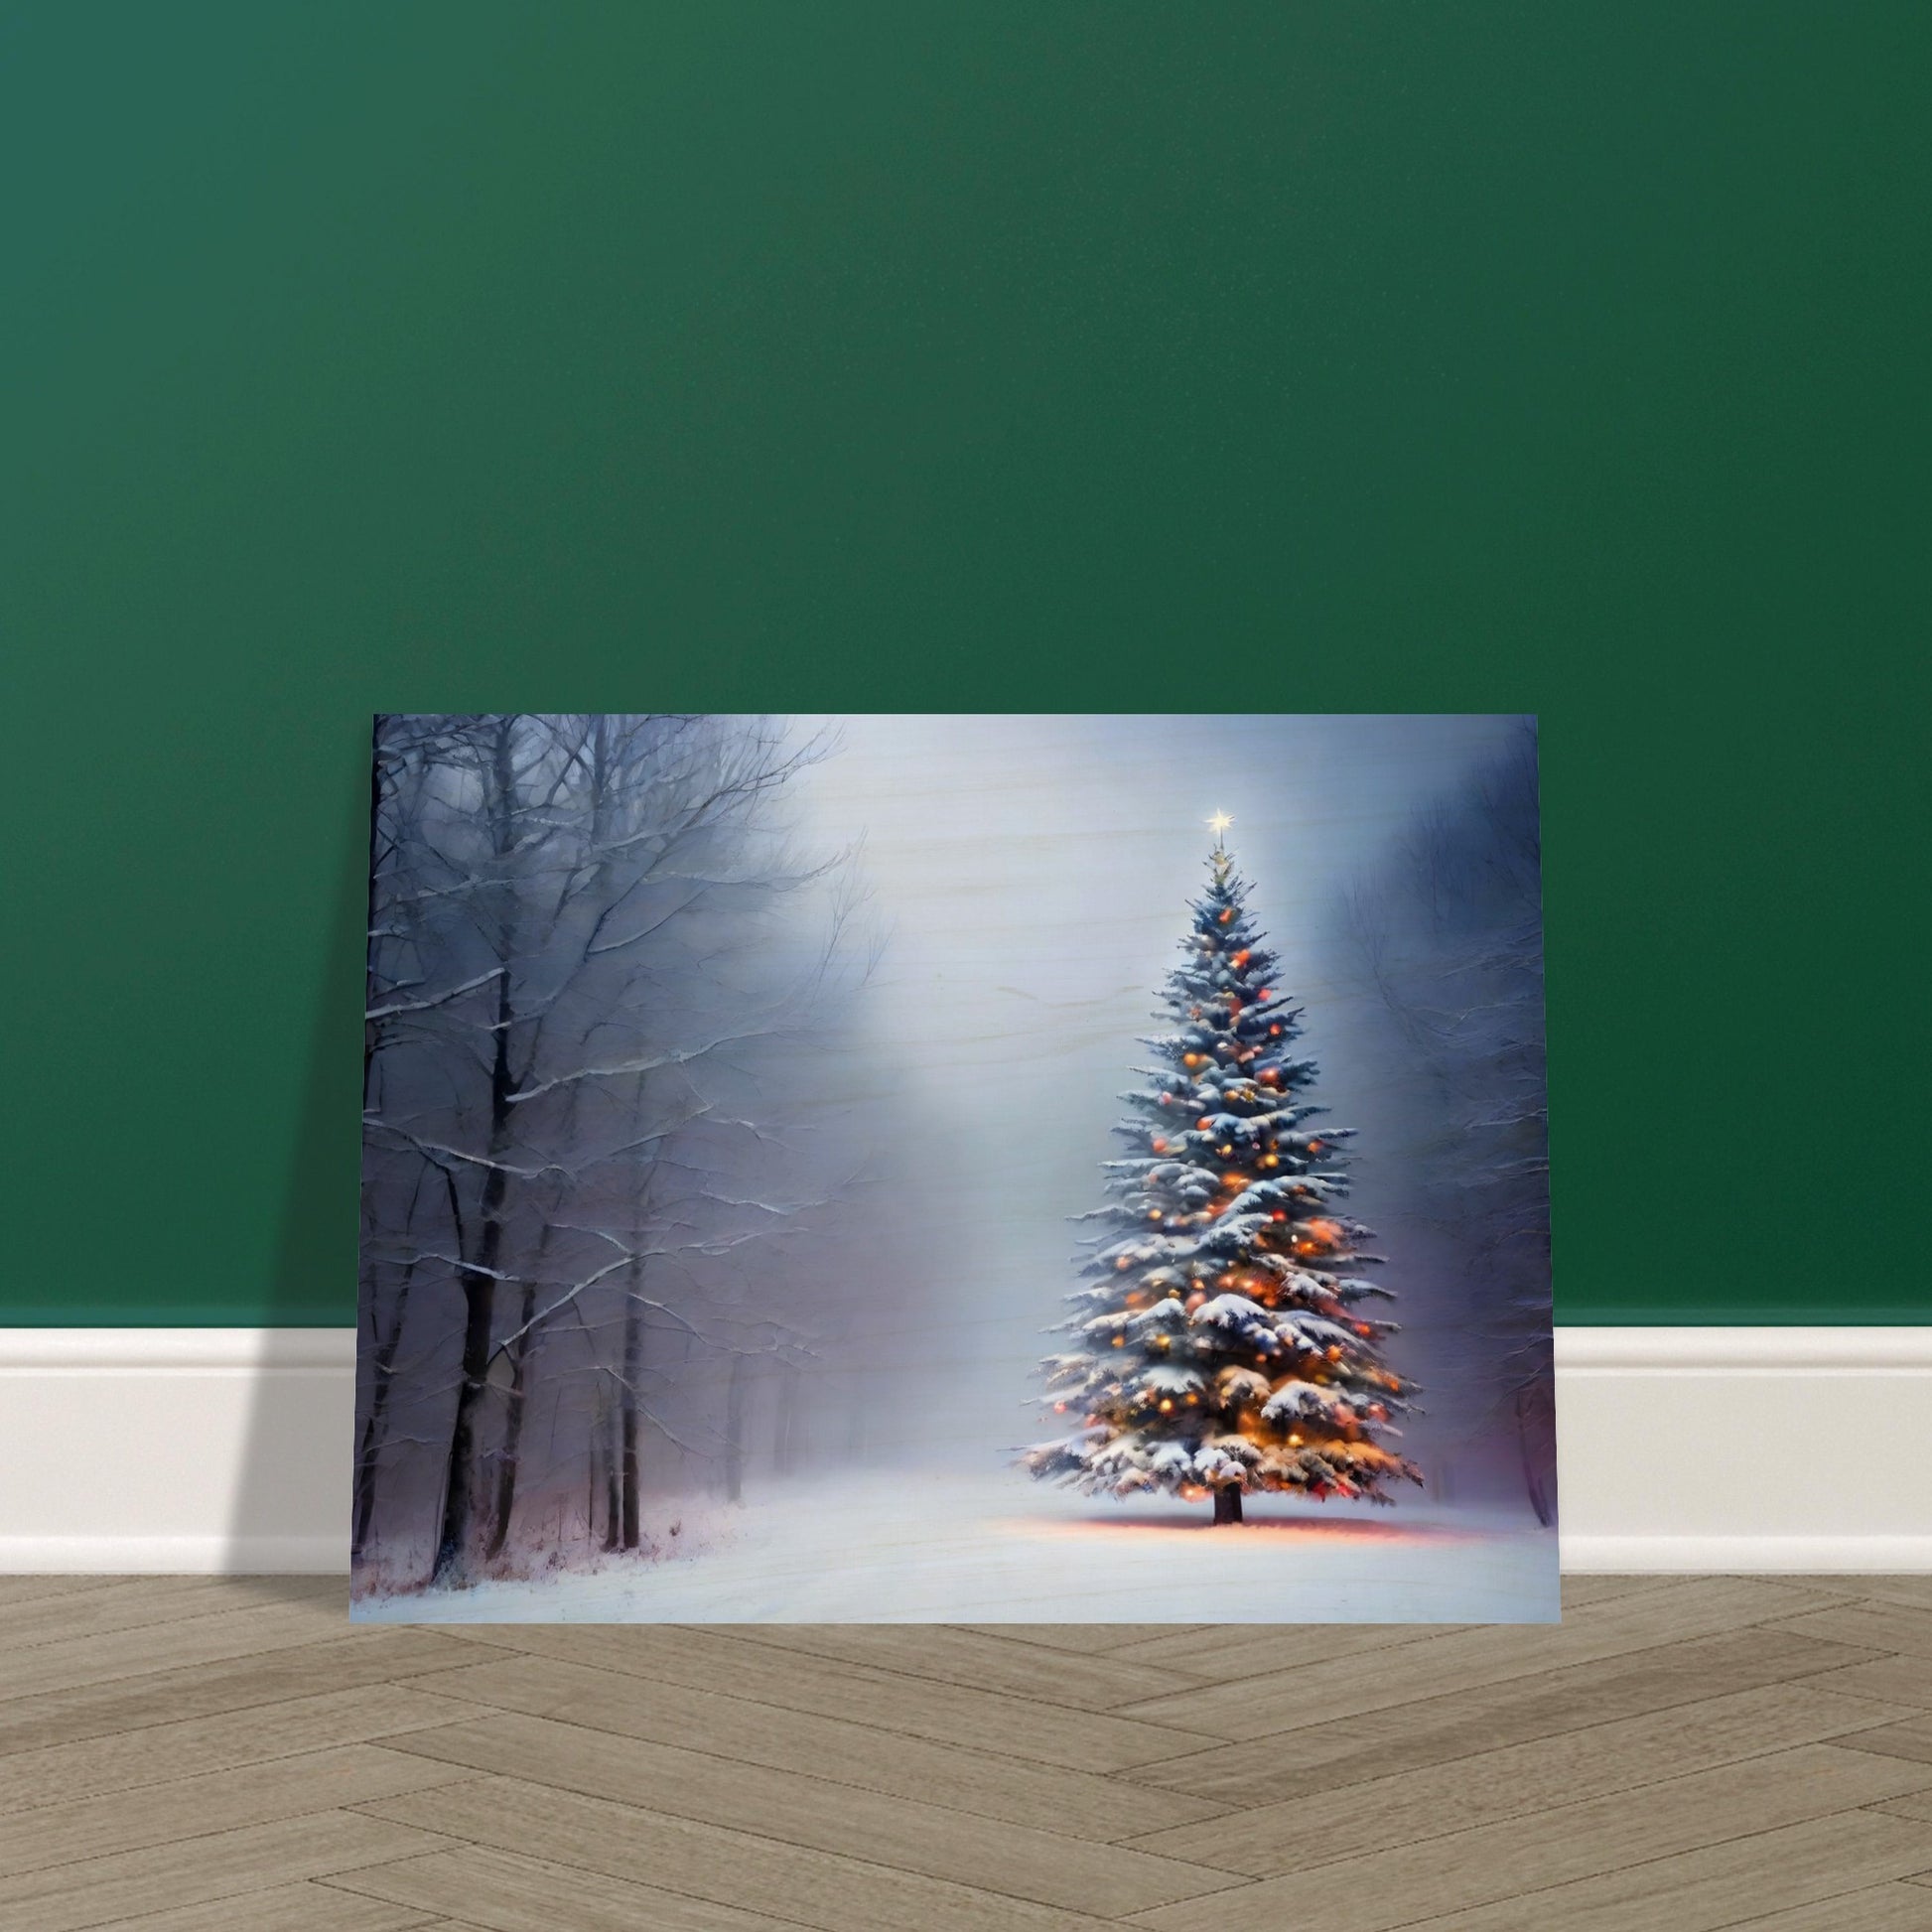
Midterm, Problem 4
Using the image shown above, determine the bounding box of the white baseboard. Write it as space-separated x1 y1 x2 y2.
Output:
1 1326 1928 1574
0 1329 354 1575
1555 1327 1932 1573
0 1536 350 1573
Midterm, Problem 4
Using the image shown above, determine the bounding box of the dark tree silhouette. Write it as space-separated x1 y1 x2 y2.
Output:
1340 724 1555 1523
357 715 864 1588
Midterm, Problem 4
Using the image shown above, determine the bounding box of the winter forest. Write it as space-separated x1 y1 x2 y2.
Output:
356 714 1557 1622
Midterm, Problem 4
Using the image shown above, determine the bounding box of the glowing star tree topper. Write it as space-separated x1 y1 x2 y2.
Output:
1024 831 1422 1524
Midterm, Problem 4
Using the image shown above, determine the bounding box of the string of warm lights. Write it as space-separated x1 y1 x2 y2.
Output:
1024 818 1422 1523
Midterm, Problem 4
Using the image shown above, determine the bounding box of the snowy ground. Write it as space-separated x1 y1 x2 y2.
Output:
354 1470 1559 1623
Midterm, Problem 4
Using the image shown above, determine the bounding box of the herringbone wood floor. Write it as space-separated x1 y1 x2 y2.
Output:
1 1578 1931 1928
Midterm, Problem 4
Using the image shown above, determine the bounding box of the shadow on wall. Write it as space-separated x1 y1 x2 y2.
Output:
225 741 366 1582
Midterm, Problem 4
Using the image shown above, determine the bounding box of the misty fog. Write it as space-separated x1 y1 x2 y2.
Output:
356 713 1551 1603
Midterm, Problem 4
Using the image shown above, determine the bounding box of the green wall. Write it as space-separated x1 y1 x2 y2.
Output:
4 6 1925 1326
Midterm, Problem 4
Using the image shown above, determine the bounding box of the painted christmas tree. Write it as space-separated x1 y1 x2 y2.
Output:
1025 818 1422 1524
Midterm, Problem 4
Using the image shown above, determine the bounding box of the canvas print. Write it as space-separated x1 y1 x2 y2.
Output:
355 714 1557 1621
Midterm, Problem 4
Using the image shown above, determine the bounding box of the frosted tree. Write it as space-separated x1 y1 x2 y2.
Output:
1026 821 1421 1524
358 713 866 1588
1339 725 1553 1521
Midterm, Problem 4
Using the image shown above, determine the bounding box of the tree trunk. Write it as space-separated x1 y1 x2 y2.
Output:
351 1264 415 1562
1516 1387 1555 1527
1213 1487 1244 1526
620 1283 644 1549
483 1281 536 1563
724 1351 749 1503
602 1405 622 1551
487 1078 583 1562
772 1361 799 1477
430 720 519 1589
433 1225 500 1587
431 994 512 1585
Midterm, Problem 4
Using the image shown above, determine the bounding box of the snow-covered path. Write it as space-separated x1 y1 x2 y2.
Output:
356 1471 1558 1623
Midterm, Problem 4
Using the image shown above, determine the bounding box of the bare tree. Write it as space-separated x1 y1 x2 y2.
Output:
355 714 866 1589
1337 724 1555 1522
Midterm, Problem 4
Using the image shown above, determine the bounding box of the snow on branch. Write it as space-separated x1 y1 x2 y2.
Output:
503 1020 784 1104
364 967 506 1022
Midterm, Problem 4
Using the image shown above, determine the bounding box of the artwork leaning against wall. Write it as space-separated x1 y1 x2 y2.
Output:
354 713 1557 1624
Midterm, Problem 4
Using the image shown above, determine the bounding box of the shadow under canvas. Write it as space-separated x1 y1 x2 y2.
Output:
224 740 367 1592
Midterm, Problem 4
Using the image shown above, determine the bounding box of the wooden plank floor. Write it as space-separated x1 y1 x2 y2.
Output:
1 1578 1930 1929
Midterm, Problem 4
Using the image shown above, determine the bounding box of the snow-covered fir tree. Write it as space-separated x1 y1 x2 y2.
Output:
1025 822 1422 1524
